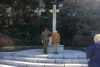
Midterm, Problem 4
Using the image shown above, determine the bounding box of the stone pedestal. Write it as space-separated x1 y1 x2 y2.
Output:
47 45 64 52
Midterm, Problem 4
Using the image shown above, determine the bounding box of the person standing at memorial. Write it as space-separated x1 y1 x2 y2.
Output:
86 34 100 67
41 27 51 54
52 31 60 54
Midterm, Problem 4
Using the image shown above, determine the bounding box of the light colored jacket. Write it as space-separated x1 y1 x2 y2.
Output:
52 32 60 44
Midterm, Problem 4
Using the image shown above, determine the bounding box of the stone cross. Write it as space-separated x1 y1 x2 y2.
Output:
50 5 59 32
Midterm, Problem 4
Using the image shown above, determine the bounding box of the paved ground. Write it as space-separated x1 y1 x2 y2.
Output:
0 49 86 58
0 49 88 67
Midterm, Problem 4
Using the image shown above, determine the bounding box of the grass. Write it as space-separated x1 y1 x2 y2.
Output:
0 46 43 52
0 46 87 52
64 46 87 51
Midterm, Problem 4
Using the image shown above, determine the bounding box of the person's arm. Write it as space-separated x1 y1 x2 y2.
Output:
48 31 52 36
86 45 95 59
41 32 43 43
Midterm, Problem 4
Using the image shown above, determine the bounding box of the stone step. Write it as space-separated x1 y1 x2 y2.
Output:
0 59 88 67
11 53 86 59
0 64 18 67
2 56 88 64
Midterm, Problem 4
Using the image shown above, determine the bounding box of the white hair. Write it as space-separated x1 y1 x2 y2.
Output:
54 31 57 32
94 34 100 43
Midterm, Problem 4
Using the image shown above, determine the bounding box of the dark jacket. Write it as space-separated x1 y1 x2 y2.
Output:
86 43 100 67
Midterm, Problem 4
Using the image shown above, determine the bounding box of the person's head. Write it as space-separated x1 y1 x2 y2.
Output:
44 27 48 30
45 27 48 29
53 31 58 33
54 31 57 32
94 34 100 43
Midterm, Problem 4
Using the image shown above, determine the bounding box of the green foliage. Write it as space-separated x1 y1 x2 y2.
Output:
43 0 52 9
73 35 93 47
0 0 100 47
56 2 99 46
